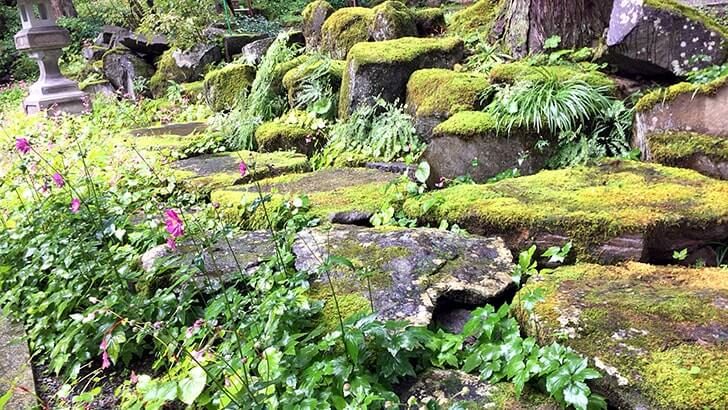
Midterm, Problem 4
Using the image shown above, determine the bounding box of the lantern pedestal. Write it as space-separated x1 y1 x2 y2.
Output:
14 1 87 115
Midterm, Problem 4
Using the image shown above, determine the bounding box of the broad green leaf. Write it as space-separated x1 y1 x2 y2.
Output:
178 366 207 405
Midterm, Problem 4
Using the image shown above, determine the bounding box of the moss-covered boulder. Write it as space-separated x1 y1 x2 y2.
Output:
292 224 513 327
255 120 318 155
404 160 728 264
340 37 465 117
113 132 211 161
282 57 345 107
406 69 491 140
223 33 267 61
302 0 335 51
606 0 728 76
401 370 559 410
633 76 728 177
102 49 155 99
321 7 375 59
515 262 728 409
319 1 419 59
413 8 446 36
644 131 728 180
150 45 222 97
170 150 309 194
420 111 551 186
448 0 504 34
202 64 256 112
211 168 401 229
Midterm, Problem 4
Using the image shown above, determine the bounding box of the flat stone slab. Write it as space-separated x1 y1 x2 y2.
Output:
128 122 208 137
400 370 559 409
211 168 401 228
404 160 728 265
516 262 728 410
141 231 274 292
112 133 210 161
292 225 514 327
170 150 309 192
645 131 728 180
0 316 36 409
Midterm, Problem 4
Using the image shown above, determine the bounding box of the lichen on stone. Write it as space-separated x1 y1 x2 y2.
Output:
647 131 728 163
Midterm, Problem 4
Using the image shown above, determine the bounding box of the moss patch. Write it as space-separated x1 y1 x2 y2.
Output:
150 50 188 97
635 74 728 112
320 7 373 59
203 64 256 112
489 62 616 91
432 110 500 138
448 0 504 33
255 120 313 154
516 262 728 410
403 160 728 261
347 36 463 65
648 131 728 163
407 69 490 118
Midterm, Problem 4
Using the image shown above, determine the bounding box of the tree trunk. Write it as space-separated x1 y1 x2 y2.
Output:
50 0 77 18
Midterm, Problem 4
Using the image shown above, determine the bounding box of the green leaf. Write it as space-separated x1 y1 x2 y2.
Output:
563 382 590 410
326 255 354 270
415 161 430 184
544 35 562 49
178 366 207 405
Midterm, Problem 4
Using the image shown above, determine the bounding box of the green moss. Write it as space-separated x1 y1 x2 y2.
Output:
635 74 728 111
644 0 728 38
648 131 728 164
255 120 312 153
433 111 499 137
150 50 188 97
489 383 559 410
347 36 462 65
407 69 490 118
415 8 445 23
403 160 728 261
272 55 309 88
517 262 728 410
489 62 616 91
302 0 332 22
448 0 504 34
282 57 345 104
321 7 373 59
310 290 371 331
203 64 256 112
369 1 417 38
181 81 204 101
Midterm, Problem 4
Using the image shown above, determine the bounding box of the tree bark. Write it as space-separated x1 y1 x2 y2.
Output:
50 0 77 18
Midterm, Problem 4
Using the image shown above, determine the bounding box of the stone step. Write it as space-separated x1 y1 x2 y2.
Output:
211 167 401 228
128 122 207 138
0 316 36 409
515 262 728 410
404 160 728 265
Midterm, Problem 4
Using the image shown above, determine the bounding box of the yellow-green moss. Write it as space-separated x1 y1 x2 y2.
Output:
320 7 373 58
255 121 312 153
150 50 188 97
310 290 371 331
489 62 616 91
432 111 499 137
635 74 728 112
407 69 490 117
403 160 728 260
202 64 256 112
302 0 332 22
648 131 728 163
272 55 309 88
181 81 204 101
448 0 504 34
516 262 728 410
414 8 446 32
347 36 463 65
489 383 560 410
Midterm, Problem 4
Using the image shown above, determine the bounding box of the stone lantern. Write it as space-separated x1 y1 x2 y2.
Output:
14 0 87 115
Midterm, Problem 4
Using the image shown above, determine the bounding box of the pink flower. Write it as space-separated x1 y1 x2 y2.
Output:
166 237 177 251
239 160 247 177
52 173 65 188
130 371 138 384
186 319 204 338
164 209 184 238
100 337 111 369
70 198 81 213
15 138 31 154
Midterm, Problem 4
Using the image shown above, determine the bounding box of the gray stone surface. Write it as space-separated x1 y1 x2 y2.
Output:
171 44 223 82
0 315 36 409
293 225 514 326
223 33 267 61
303 0 334 51
242 38 274 65
102 49 155 99
117 30 169 57
128 122 208 137
141 231 275 292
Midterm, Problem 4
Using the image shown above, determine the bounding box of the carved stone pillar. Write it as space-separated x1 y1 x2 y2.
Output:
14 0 87 115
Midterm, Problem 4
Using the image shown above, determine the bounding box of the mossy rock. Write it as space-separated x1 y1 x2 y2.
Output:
448 0 504 34
515 262 728 409
255 120 318 155
149 50 189 97
340 36 465 117
181 81 205 102
102 49 155 99
489 62 616 91
406 69 491 139
302 0 335 51
293 224 513 329
170 150 309 195
203 64 256 112
421 111 551 186
413 8 446 36
150 45 223 98
112 133 211 161
368 0 417 42
404 160 728 264
644 131 728 180
282 57 345 107
211 168 401 229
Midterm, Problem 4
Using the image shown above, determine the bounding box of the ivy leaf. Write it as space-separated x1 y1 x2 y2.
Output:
178 366 206 405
